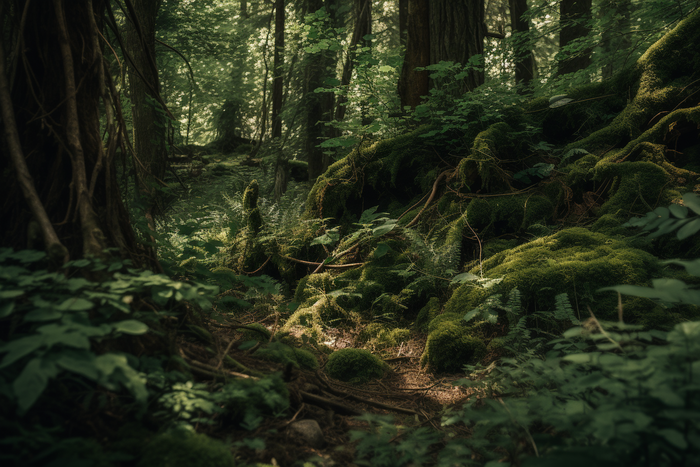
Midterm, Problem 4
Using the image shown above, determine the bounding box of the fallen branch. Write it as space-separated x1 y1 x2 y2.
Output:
406 170 450 228
299 390 361 416
281 255 363 269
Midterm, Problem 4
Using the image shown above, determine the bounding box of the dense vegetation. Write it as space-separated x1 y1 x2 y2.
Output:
1 0 700 466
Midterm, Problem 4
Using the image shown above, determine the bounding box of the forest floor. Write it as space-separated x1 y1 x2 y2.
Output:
164 149 481 465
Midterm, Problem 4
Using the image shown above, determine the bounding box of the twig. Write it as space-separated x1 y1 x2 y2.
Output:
299 390 361 416
407 170 450 228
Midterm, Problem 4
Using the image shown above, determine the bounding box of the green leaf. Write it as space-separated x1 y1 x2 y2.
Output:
372 222 396 238
0 290 24 299
378 65 393 73
677 218 700 240
0 302 15 318
661 259 700 276
57 298 94 311
0 335 46 368
451 272 479 284
682 192 700 215
669 204 688 218
14 357 58 412
563 353 594 363
24 309 62 322
57 351 99 380
374 242 391 258
658 428 688 449
463 309 479 323
112 320 149 336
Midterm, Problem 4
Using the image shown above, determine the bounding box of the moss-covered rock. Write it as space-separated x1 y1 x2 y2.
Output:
415 297 441 332
420 322 487 373
444 227 661 322
254 343 319 370
137 430 234 467
427 312 464 333
282 295 359 341
325 348 389 383
465 194 555 238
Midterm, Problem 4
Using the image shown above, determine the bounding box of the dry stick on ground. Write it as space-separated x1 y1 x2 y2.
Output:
299 391 362 416
281 255 363 269
406 170 450 228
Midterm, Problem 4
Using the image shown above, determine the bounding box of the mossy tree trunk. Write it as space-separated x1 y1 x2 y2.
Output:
398 0 429 109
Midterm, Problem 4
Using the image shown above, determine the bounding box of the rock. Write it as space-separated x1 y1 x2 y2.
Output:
287 419 325 449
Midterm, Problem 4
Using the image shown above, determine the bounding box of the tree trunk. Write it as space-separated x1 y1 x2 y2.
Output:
509 0 535 90
399 0 408 47
558 0 593 76
398 0 430 109
0 0 149 266
600 0 631 80
123 0 167 223
334 0 372 125
272 0 285 140
429 0 485 92
305 0 338 181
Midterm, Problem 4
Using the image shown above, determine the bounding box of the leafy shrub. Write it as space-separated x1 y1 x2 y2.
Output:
137 429 235 467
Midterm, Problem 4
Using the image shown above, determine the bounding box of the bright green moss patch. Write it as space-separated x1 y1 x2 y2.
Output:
254 343 319 370
465 194 555 237
137 430 235 467
421 322 487 373
445 227 661 322
415 297 441 332
240 323 271 342
357 322 411 350
325 348 389 383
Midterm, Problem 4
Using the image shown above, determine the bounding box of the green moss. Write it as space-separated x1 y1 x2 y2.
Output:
282 296 359 340
458 122 517 191
465 194 555 237
415 297 441 332
325 348 389 383
254 343 319 370
357 322 411 349
444 227 660 323
420 322 487 373
242 179 259 211
482 238 520 258
427 313 464 333
137 430 234 467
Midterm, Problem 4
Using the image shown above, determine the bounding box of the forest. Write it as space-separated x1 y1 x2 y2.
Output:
1 0 700 465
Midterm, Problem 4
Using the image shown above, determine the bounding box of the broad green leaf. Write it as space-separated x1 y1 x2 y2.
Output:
650 384 685 407
661 259 700 276
374 242 391 258
372 222 396 238
0 335 46 368
677 218 700 240
563 353 595 363
14 358 58 412
112 320 149 335
682 192 700 215
669 204 688 218
57 298 94 311
658 428 688 449
463 309 479 323
0 302 15 318
57 351 99 380
24 309 61 322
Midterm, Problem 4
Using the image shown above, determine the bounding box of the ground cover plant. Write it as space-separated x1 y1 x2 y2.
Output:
1 1 700 466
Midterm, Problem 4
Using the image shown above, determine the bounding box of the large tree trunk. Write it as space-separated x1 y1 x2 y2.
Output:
305 0 338 181
123 0 167 223
399 0 408 47
429 0 485 92
272 0 287 199
558 0 593 76
398 0 430 109
0 0 148 266
509 0 535 90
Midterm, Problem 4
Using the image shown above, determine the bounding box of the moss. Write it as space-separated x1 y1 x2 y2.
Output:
220 373 290 422
240 323 271 342
282 295 359 340
254 343 319 370
444 227 660 323
482 238 520 258
427 312 464 333
325 348 389 383
357 322 411 349
294 272 335 306
137 430 234 467
420 322 487 373
242 179 259 211
415 297 441 332
465 194 555 237
458 122 517 192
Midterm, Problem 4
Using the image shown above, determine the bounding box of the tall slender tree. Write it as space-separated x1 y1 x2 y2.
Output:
123 0 167 228
509 0 535 90
600 0 631 79
558 0 593 76
272 0 287 199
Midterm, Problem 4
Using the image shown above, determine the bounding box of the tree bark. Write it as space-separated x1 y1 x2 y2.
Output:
305 0 338 181
509 0 535 90
398 0 430 109
429 0 485 92
0 0 148 266
123 0 167 222
558 0 593 76
399 0 408 47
